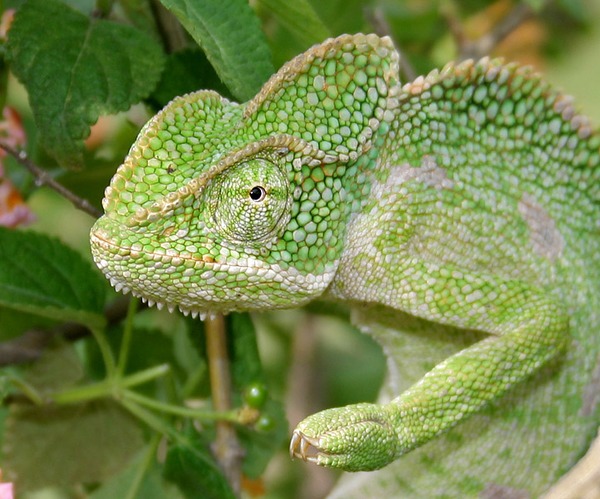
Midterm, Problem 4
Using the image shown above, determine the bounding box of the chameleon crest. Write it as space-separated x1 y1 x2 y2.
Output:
91 34 600 496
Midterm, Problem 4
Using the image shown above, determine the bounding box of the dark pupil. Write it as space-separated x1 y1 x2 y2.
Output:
249 186 265 201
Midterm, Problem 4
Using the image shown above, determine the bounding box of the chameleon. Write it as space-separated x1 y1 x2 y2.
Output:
89 33 600 497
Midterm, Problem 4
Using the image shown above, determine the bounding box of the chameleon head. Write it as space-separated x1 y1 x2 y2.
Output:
89 33 400 317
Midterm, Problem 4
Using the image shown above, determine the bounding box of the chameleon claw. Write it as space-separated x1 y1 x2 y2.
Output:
290 404 399 470
289 430 321 463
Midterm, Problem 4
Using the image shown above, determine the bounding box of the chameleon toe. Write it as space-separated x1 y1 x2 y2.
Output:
289 430 322 463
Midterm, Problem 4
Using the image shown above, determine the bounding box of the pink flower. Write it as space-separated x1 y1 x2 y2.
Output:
0 482 13 499
0 106 35 227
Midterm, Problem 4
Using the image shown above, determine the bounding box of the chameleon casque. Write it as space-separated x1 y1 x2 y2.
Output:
90 34 600 496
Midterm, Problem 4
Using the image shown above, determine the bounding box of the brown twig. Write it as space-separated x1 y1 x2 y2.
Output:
446 3 535 61
0 329 53 366
365 7 418 82
0 140 102 219
150 0 189 53
205 314 243 495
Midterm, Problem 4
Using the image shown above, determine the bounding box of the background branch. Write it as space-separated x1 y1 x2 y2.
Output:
205 314 243 494
0 140 102 219
445 3 534 60
365 7 417 82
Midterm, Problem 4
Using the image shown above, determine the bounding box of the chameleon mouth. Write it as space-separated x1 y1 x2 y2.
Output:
89 242 220 319
90 215 318 317
90 224 217 267
90 219 221 318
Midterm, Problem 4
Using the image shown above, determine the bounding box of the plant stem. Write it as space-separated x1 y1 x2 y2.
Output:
0 140 102 218
205 314 243 494
125 434 161 499
90 327 116 378
120 396 182 443
121 364 171 388
51 364 171 404
181 362 207 399
90 326 117 378
117 298 138 377
8 375 43 405
51 380 112 405
123 388 239 422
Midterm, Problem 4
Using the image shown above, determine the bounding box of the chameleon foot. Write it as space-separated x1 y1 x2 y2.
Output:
289 403 399 471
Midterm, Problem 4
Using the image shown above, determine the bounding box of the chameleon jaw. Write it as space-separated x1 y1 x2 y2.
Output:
90 214 335 316
90 218 225 318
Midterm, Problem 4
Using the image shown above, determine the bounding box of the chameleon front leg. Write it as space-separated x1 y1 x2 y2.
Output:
291 259 568 471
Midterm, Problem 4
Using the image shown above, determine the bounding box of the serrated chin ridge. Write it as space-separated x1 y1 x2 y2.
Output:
113 281 213 321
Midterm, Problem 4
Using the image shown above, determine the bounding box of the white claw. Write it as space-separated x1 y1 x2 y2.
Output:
167 304 175 313
156 301 164 310
289 430 320 463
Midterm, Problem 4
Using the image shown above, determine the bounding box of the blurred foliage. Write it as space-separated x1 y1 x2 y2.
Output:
0 0 597 498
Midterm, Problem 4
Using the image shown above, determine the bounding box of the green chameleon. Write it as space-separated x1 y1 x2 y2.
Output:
90 34 600 496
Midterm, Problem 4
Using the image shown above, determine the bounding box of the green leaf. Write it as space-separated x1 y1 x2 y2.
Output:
150 48 233 109
7 0 165 168
0 228 106 328
91 446 185 499
158 0 274 102
164 434 236 499
4 399 145 491
257 0 331 48
25 341 84 394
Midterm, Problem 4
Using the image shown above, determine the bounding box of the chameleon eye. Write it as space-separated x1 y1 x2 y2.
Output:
249 186 266 202
210 159 291 244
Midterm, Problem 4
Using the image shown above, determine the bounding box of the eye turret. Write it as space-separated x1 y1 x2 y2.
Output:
209 158 290 244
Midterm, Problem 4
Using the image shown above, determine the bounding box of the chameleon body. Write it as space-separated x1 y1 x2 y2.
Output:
90 34 600 496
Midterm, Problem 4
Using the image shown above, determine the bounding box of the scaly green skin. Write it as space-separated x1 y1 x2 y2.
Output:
90 34 600 496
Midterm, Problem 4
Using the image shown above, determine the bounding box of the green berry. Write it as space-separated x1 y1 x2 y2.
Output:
243 381 268 409
254 413 275 433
